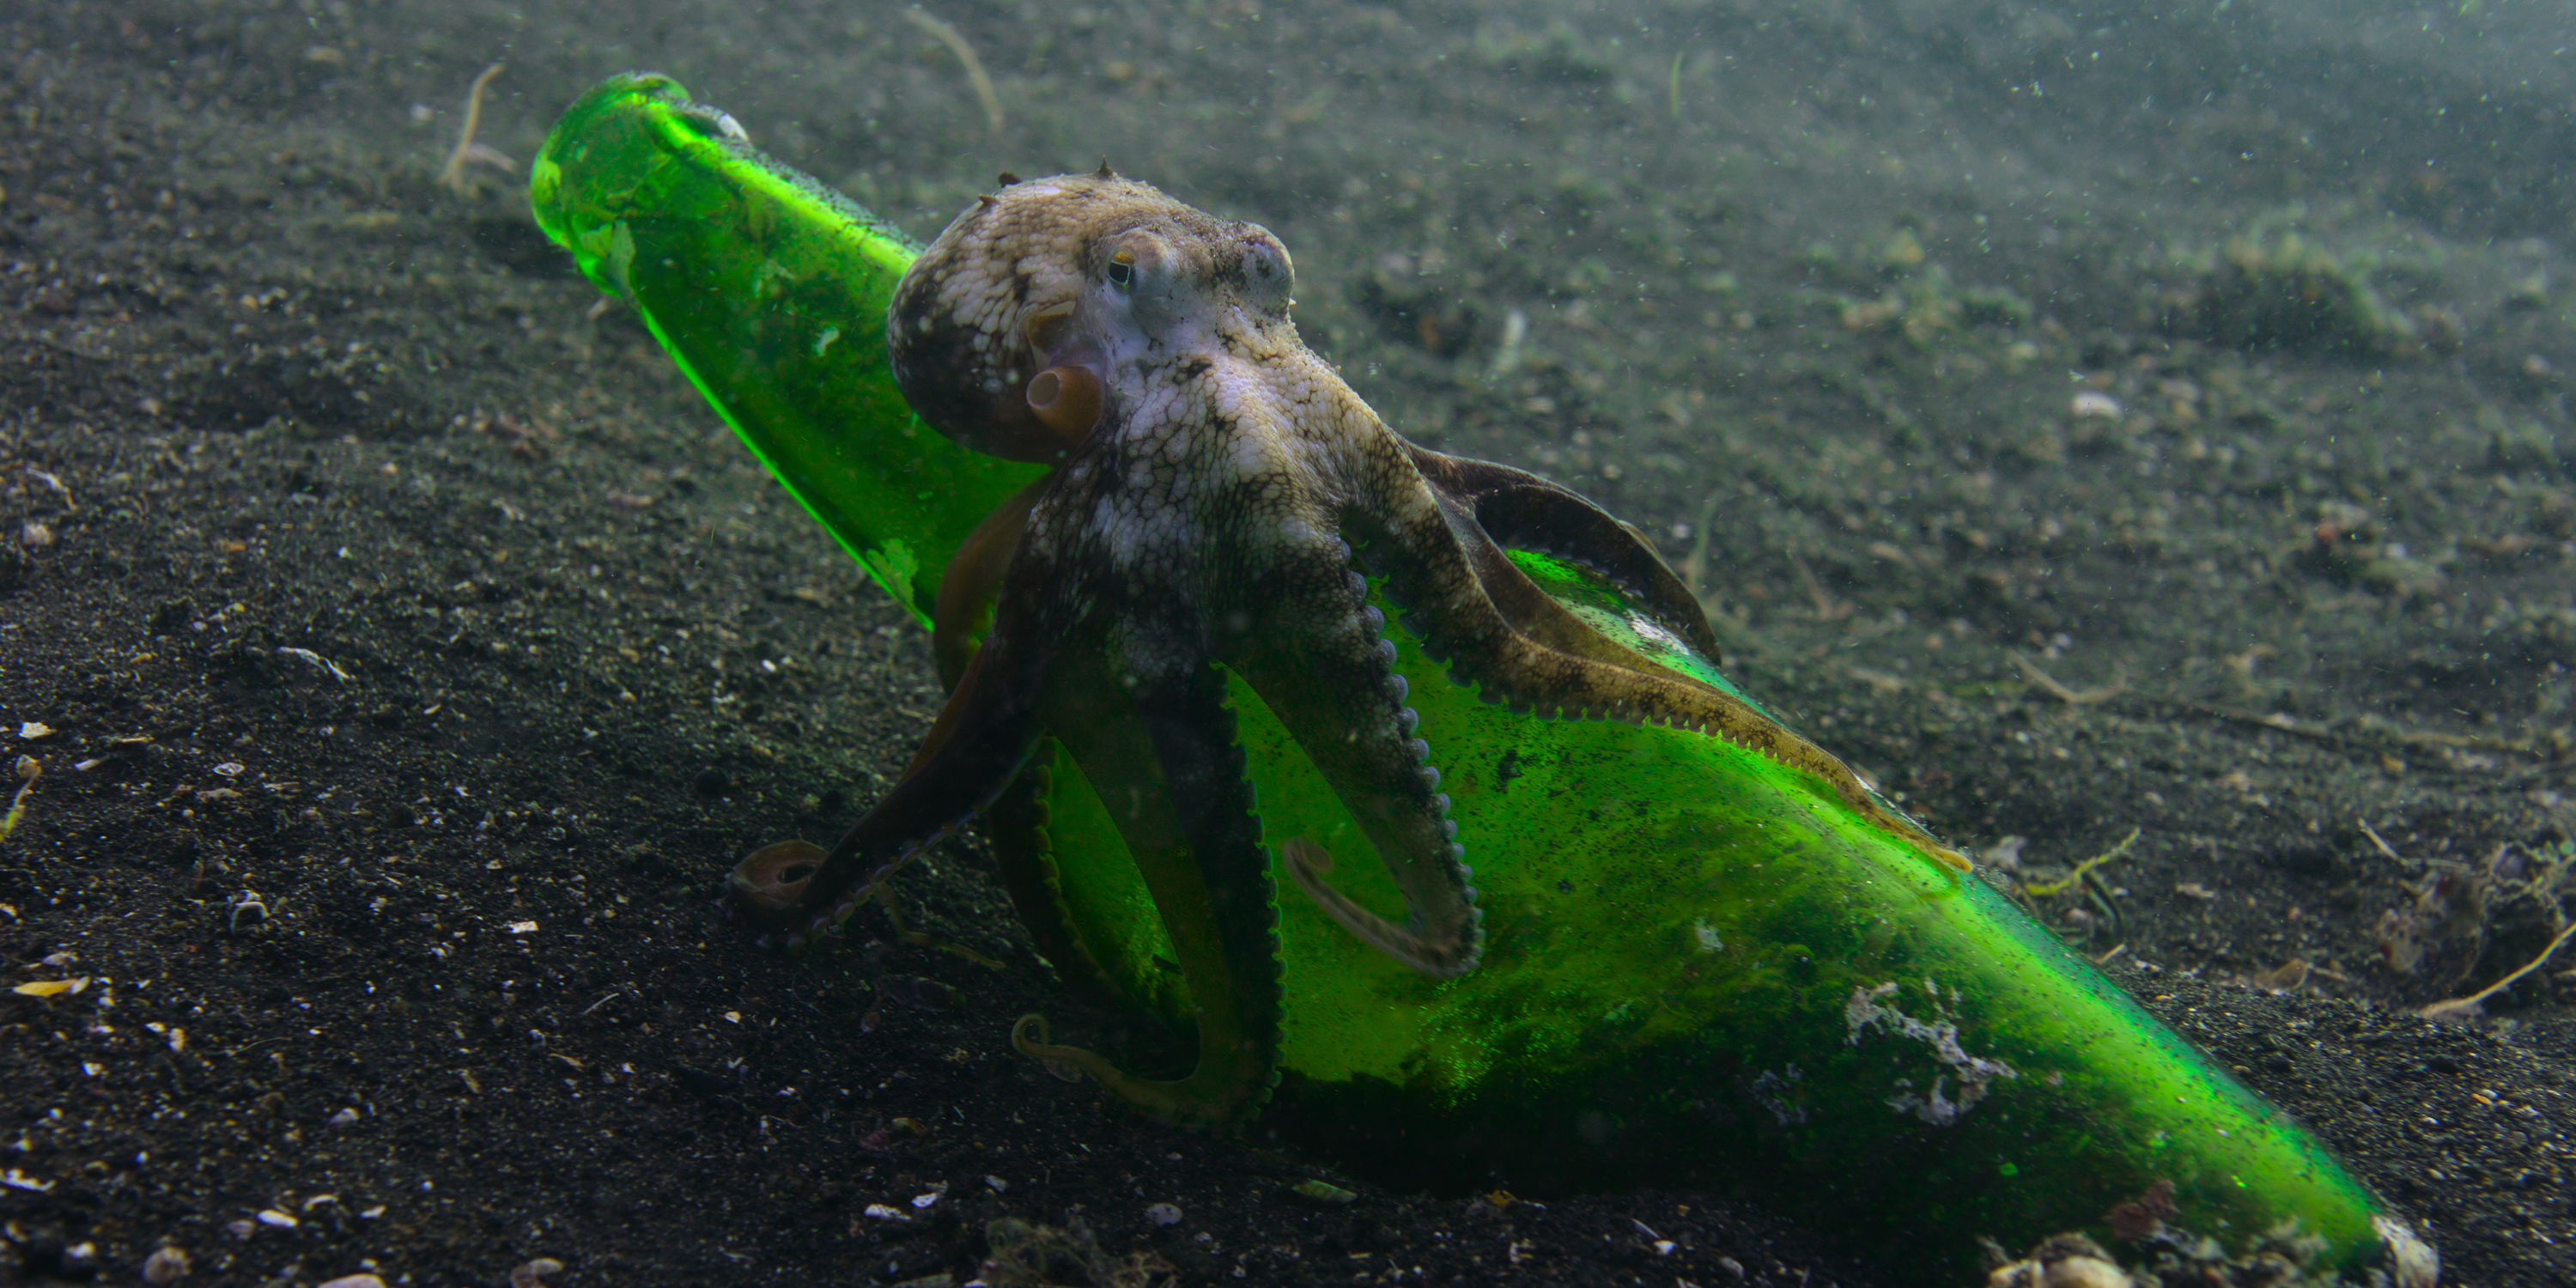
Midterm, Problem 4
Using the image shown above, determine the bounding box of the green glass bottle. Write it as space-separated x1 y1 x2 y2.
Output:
532 74 2432 1286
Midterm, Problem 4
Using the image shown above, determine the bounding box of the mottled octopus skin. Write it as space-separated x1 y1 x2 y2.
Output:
729 171 1967 1122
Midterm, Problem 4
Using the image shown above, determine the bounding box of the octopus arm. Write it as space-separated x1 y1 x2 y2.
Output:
1424 487 1702 683
981 741 1151 1016
1013 656 1286 1125
920 481 1155 1015
931 475 1050 690
730 594 1056 946
1405 445 1720 662
1352 448 1972 878
1230 551 1484 979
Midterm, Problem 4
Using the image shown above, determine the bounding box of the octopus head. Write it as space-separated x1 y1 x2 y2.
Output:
889 170 1293 464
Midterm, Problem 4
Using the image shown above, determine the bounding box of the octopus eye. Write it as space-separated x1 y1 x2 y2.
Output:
1106 252 1134 289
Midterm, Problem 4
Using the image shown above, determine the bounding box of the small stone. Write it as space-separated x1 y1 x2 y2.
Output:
1146 1202 1182 1226
142 1246 191 1285
2043 1256 2131 1288
1290 1180 1357 1206
327 1108 361 1127
507 1258 563 1288
315 1277 388 1288
255 1210 297 1229
16 721 50 739
21 520 53 548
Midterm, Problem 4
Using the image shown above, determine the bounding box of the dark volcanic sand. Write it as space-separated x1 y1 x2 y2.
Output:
6 2 2576 1285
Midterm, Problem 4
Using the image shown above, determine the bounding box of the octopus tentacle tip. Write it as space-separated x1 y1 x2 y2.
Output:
1285 836 1478 976
729 837 826 927
1282 835 1334 875
1011 1013 1133 1098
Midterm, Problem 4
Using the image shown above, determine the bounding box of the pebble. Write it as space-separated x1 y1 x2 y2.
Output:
2069 392 2123 419
507 1258 563 1288
1146 1202 1182 1226
141 1247 190 1285
316 1277 388 1288
328 1108 361 1127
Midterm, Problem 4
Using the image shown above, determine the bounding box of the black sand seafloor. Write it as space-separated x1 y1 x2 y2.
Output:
6 1 2576 1285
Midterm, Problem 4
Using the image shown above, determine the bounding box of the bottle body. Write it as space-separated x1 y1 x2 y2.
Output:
532 74 2413 1285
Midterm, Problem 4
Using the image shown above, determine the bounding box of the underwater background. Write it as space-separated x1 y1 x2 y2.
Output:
3 0 2574 1284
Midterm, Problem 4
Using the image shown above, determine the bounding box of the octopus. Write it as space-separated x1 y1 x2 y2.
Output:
728 168 1967 1124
